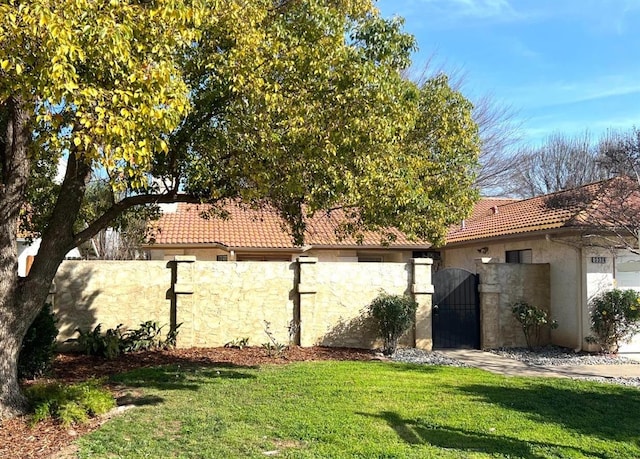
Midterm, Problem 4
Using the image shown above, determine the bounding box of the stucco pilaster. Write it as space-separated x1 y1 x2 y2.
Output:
412 258 434 350
168 256 195 348
297 257 318 347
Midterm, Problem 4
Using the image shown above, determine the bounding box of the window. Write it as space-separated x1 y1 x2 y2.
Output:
216 255 228 261
505 249 532 264
412 250 441 260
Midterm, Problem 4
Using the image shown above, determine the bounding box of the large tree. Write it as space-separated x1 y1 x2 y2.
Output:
506 131 609 198
0 0 480 418
409 62 522 193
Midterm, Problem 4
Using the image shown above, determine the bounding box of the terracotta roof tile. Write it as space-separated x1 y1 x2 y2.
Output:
446 177 639 244
149 201 429 249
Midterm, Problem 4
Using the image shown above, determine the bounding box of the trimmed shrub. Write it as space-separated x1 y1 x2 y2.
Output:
19 303 59 379
368 293 418 356
587 289 640 353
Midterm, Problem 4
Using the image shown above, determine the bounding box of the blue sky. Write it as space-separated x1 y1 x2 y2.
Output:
376 0 640 146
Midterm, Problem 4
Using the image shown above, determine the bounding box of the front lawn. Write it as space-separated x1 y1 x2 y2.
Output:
77 361 640 458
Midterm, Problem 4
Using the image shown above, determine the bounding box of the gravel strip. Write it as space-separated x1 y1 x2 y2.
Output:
573 376 640 387
391 348 470 367
490 346 640 388
489 346 640 366
392 346 640 388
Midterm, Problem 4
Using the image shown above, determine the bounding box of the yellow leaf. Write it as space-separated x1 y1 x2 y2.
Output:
73 137 81 147
15 63 22 75
0 60 9 71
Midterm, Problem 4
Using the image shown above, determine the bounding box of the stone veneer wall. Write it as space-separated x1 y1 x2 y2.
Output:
54 261 171 344
297 259 433 349
477 262 550 348
174 260 296 347
53 258 434 350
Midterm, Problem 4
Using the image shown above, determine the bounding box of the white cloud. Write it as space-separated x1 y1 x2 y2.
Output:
508 74 640 109
383 0 521 25
506 38 540 60
452 0 515 18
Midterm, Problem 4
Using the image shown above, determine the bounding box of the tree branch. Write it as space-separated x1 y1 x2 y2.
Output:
72 192 216 247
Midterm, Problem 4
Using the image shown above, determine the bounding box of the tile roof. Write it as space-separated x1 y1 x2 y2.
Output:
149 201 430 249
446 177 639 244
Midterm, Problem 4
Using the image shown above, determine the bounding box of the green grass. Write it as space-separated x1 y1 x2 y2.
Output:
76 361 640 458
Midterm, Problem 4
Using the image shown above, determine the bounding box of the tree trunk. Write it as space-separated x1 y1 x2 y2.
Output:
0 305 31 418
0 96 32 418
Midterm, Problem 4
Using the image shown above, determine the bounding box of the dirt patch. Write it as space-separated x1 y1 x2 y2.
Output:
1 346 379 458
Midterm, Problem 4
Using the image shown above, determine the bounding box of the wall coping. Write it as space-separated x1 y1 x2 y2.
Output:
296 257 318 264
173 283 194 294
297 283 317 294
412 258 433 265
412 283 435 294
173 255 196 263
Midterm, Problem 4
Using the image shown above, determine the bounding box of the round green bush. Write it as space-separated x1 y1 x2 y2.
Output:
588 289 640 353
368 293 418 356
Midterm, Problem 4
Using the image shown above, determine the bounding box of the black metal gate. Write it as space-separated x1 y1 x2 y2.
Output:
432 268 480 349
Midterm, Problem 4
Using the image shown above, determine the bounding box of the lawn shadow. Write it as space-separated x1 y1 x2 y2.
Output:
360 411 607 459
459 382 640 444
115 393 165 407
110 363 257 392
388 362 472 374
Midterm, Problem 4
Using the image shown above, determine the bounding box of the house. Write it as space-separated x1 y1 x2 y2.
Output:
438 177 640 354
144 202 434 263
18 235 82 277
141 179 640 353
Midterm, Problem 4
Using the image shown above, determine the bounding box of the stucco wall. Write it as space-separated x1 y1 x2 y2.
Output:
443 236 640 351
443 237 580 348
477 262 551 348
52 258 433 351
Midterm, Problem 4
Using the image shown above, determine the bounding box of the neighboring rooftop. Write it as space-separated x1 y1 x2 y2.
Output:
149 202 430 249
147 177 640 250
446 177 639 244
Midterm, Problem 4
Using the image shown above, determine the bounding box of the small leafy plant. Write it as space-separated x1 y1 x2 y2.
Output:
224 337 249 349
511 301 557 350
70 321 180 359
19 303 59 379
262 321 288 357
26 379 115 426
121 321 165 353
71 324 125 359
368 293 418 356
586 289 640 353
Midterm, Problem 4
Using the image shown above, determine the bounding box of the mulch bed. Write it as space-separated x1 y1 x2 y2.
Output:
0 346 380 458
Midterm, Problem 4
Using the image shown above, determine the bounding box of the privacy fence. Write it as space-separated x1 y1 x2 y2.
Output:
52 257 435 350
51 257 550 350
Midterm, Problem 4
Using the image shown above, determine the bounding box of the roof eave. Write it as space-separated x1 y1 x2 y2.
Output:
441 226 586 248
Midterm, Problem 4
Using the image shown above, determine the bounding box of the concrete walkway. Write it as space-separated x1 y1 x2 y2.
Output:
440 349 640 379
